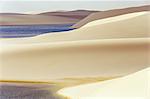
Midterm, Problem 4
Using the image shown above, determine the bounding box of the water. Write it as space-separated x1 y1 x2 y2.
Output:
0 24 74 38
0 82 64 99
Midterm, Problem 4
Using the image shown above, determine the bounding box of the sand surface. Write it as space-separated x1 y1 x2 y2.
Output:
0 38 149 81
58 67 150 99
72 5 150 28
82 11 149 28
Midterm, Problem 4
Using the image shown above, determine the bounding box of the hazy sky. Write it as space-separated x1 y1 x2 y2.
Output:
0 0 149 14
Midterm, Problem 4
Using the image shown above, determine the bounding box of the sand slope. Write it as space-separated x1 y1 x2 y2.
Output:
58 67 150 99
82 11 149 28
1 11 149 44
0 38 149 81
72 5 150 28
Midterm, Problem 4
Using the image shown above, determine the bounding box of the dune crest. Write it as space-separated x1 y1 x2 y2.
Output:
82 11 148 28
38 10 98 20
72 5 150 28
58 67 150 99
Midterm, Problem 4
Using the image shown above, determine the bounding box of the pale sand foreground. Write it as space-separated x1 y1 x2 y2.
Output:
58 67 150 99
1 11 149 44
0 38 149 81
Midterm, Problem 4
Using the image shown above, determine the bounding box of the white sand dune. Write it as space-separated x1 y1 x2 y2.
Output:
0 11 149 82
82 11 149 28
58 67 150 99
1 11 149 44
0 38 149 81
0 7 149 99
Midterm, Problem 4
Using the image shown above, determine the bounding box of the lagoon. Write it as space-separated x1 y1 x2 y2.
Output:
0 24 74 38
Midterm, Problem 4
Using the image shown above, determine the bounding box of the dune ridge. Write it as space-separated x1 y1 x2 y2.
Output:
38 10 98 19
82 11 148 28
58 67 150 99
72 5 150 28
0 10 97 26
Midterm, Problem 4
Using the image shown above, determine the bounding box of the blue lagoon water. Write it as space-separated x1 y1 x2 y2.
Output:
0 24 74 38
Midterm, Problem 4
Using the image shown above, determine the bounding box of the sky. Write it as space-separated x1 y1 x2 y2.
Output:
0 0 149 14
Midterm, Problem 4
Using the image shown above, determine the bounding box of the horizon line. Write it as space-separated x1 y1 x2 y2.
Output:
0 4 149 15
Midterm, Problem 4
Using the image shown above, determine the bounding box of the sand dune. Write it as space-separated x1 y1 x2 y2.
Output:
0 5 149 99
0 38 149 81
0 11 149 82
1 11 149 44
39 10 98 20
0 10 97 25
82 11 149 28
72 5 150 28
35 12 149 41
58 67 150 99
0 14 79 25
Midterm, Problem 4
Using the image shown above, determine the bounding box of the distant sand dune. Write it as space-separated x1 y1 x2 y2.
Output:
38 10 98 19
72 5 150 28
0 14 79 25
1 11 149 44
58 67 150 99
0 10 97 25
